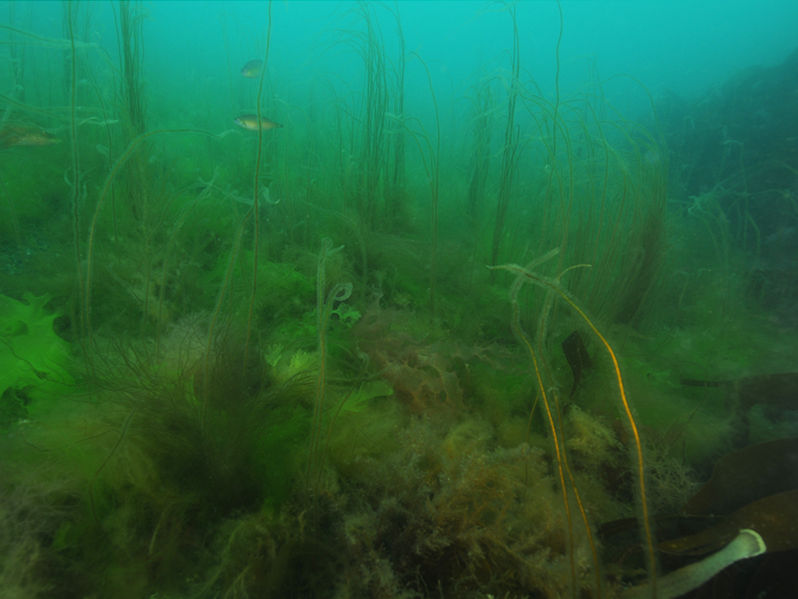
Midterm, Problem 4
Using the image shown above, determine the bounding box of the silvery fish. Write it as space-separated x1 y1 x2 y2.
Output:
0 124 60 149
234 114 283 131
240 58 263 78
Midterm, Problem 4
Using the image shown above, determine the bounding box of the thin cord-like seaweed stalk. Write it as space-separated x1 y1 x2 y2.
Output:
555 384 604 598
409 52 440 319
490 258 658 598
489 4 521 276
201 212 250 428
116 0 145 135
66 3 83 340
355 2 388 228
385 2 406 225
551 0 563 161
527 0 571 390
501 249 578 596
83 128 217 346
243 0 273 375
153 189 206 352
465 78 492 223
0 23 98 49
307 239 350 497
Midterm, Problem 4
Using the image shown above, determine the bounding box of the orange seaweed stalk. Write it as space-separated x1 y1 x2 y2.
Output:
491 253 657 598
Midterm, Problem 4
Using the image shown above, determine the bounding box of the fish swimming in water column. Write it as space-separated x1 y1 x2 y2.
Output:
0 124 60 149
240 58 264 78
234 114 283 131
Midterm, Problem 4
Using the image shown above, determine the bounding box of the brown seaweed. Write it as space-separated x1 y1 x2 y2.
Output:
604 438 798 597
663 489 798 556
681 373 798 443
562 329 592 398
685 437 798 516
680 372 798 413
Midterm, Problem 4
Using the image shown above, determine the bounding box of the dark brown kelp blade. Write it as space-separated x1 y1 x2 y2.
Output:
681 372 798 412
663 489 798 556
607 491 798 597
681 373 798 444
735 372 798 411
685 437 798 516
562 329 592 398
622 491 798 598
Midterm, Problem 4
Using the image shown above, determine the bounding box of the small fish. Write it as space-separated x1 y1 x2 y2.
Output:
240 58 263 78
0 124 60 149
234 114 283 131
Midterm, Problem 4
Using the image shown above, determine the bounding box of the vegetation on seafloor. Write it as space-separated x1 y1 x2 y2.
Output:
2 2 797 598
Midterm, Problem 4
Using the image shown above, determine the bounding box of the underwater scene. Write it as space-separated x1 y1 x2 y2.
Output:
2 1 798 597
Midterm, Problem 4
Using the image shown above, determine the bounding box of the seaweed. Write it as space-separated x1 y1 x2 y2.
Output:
2 2 796 597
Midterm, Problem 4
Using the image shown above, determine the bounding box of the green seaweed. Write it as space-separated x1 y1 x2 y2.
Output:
0 293 72 424
1 2 795 597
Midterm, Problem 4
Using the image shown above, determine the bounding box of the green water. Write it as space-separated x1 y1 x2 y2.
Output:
2 2 797 597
